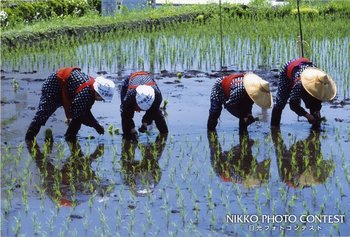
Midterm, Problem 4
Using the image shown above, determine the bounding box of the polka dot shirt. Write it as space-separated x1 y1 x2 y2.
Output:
209 75 253 120
32 69 94 125
274 58 321 116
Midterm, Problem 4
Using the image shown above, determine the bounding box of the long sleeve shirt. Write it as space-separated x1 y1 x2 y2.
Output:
274 58 321 116
32 69 98 128
209 76 253 121
120 73 166 137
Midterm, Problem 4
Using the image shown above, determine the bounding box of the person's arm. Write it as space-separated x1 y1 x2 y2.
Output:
71 88 94 120
141 95 161 126
302 87 322 129
140 92 168 134
208 79 224 130
289 83 320 126
289 83 308 117
120 76 130 102
81 110 104 134
237 95 254 135
227 86 254 135
70 88 104 134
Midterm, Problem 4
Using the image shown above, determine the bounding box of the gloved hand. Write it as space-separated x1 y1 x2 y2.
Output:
305 113 316 125
138 123 148 133
95 124 104 135
311 111 322 130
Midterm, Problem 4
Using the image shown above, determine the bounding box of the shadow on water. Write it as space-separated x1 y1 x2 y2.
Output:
207 131 271 189
120 133 168 196
271 128 335 189
26 139 111 207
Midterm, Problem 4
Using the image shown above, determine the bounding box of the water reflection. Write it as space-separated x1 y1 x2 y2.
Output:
120 133 168 196
271 128 335 188
207 131 270 188
26 140 109 207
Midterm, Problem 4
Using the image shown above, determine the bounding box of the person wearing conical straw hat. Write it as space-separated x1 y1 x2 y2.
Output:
207 73 273 135
271 58 337 129
120 71 168 141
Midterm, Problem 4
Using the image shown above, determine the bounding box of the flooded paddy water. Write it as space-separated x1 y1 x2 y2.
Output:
1 17 350 236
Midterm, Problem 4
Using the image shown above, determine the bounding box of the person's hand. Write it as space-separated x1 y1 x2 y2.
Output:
311 111 322 130
243 114 257 126
313 111 321 119
305 113 316 125
138 123 148 133
123 128 138 141
95 124 104 135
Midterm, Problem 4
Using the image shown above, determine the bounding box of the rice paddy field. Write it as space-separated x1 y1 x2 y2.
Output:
1 5 350 237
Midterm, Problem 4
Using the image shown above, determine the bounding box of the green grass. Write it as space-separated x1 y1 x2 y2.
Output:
1 1 349 48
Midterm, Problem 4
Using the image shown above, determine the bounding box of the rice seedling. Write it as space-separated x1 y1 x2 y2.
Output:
12 216 21 236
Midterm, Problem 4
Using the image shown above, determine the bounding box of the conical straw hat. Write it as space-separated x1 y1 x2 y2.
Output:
243 73 273 109
300 68 337 101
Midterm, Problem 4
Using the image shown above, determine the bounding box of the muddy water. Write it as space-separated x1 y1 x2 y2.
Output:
1 40 350 236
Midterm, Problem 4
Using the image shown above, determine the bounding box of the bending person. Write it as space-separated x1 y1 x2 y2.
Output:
120 71 168 141
25 67 115 141
271 58 336 129
207 73 272 135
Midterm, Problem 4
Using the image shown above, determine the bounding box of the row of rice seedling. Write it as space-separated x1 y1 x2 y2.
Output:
2 15 348 97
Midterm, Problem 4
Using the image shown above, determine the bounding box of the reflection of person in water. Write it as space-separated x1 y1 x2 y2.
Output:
207 131 270 188
26 139 108 207
271 128 335 188
120 133 168 196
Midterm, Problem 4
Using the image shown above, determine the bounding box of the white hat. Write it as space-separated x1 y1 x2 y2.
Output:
300 68 337 101
243 73 273 109
136 85 155 111
93 76 115 102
